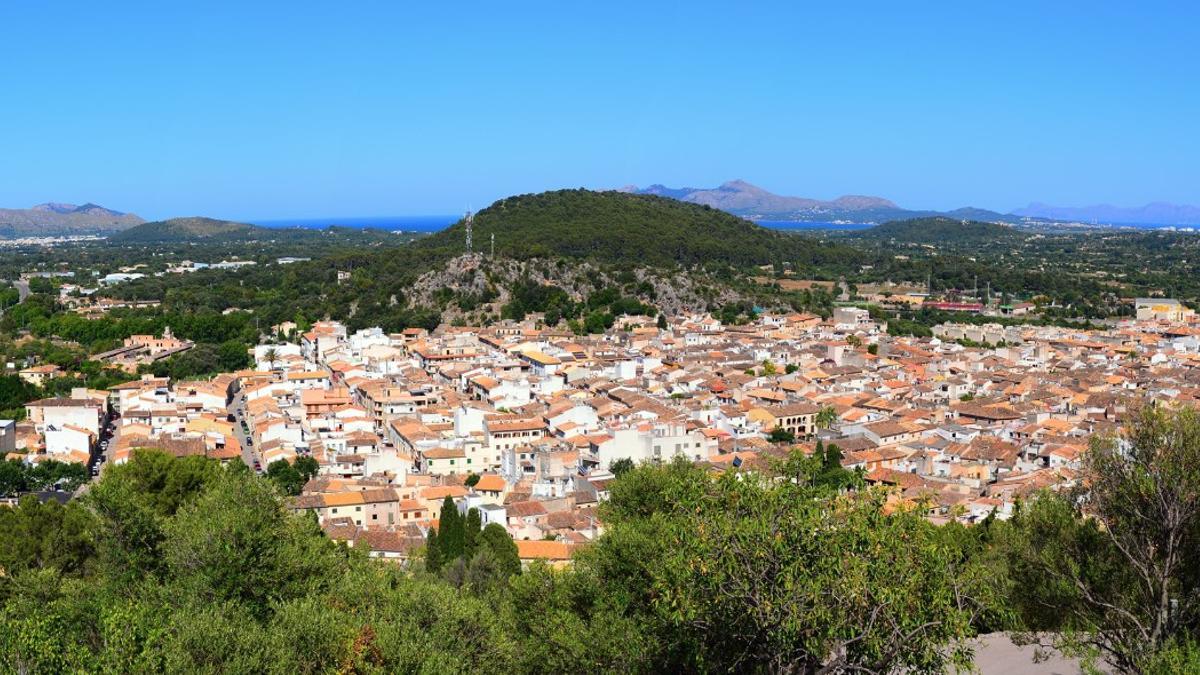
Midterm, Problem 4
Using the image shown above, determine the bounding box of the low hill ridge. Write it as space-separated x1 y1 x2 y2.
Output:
855 216 1021 245
111 217 263 243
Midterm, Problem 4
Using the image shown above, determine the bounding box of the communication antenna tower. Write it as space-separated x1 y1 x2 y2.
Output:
490 232 495 257
464 210 474 253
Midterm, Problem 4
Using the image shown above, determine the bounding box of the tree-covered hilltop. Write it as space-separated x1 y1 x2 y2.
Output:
111 217 400 244
414 189 865 269
853 216 1024 245
110 217 262 242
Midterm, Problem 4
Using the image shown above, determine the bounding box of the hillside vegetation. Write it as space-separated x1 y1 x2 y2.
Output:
855 217 1022 245
111 217 400 246
414 189 862 269
111 217 263 242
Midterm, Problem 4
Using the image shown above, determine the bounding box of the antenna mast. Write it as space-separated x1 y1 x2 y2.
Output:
490 232 495 257
464 210 474 254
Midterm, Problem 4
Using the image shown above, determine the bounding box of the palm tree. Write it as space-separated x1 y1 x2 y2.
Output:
263 348 279 371
815 406 839 431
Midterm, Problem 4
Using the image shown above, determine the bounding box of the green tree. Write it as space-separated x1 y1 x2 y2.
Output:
815 405 839 430
162 470 345 616
610 457 635 477
438 497 465 562
293 455 319 483
0 495 96 576
478 522 520 580
464 507 482 559
589 461 1007 673
266 459 305 496
0 459 28 496
1007 406 1200 672
425 527 442 573
766 426 795 444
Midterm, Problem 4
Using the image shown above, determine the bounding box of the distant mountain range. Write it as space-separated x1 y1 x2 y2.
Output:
1012 202 1200 226
621 181 1200 229
621 180 1016 224
0 202 143 236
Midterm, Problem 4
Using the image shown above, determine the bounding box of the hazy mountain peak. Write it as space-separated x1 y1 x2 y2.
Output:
0 202 143 235
71 202 125 216
31 202 78 214
633 180 903 220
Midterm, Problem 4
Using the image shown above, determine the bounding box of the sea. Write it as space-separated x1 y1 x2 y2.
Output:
251 216 459 233
249 216 873 233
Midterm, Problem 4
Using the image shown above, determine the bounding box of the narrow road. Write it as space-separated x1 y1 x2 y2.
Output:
0 279 30 314
229 390 262 471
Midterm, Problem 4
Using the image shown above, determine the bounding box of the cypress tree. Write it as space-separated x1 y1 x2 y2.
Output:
425 527 441 572
479 522 521 578
439 496 465 561
464 507 482 558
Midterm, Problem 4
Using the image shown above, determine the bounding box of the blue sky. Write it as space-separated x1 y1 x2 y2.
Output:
1 1 1197 220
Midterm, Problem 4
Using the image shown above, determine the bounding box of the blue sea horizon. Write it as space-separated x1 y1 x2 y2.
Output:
249 216 873 233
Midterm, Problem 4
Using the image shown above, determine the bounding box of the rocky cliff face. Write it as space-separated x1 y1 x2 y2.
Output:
407 254 748 323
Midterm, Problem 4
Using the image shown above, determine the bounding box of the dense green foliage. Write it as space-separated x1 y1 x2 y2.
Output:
0 448 1008 673
8 410 1200 672
426 497 521 586
854 217 1024 245
999 406 1200 672
266 456 321 496
0 459 88 497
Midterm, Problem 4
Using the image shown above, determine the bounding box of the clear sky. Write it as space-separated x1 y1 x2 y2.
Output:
1 1 1197 220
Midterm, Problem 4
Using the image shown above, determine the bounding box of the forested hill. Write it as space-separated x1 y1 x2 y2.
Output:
110 217 397 245
111 217 265 242
413 189 862 268
854 217 1023 245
